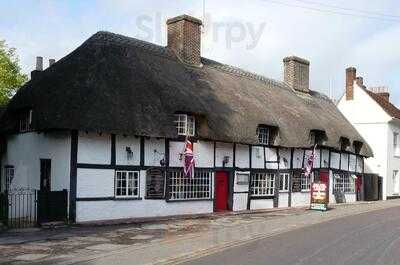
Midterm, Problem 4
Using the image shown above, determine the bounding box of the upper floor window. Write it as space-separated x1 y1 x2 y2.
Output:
310 130 326 146
257 126 269 145
19 109 32 133
340 137 350 151
175 114 195 136
353 141 363 154
394 132 400 157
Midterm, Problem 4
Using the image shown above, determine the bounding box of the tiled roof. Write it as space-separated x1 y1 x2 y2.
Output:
365 90 400 120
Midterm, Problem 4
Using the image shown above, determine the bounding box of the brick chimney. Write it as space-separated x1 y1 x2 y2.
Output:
167 15 202 66
346 67 356 100
283 56 310 93
31 56 43 79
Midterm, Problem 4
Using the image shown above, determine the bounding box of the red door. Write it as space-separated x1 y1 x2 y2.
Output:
215 171 229 211
320 170 329 202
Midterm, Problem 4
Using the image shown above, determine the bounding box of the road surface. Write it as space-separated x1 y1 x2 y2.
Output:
180 206 400 265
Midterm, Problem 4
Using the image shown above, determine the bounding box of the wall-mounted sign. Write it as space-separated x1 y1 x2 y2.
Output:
292 172 302 192
310 181 328 211
146 169 165 199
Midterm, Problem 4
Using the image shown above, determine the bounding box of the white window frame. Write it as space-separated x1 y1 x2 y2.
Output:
251 173 275 196
5 166 15 191
168 170 212 201
115 170 140 198
394 132 400 157
301 172 313 191
175 114 195 136
257 127 269 145
279 173 290 192
19 110 33 133
393 170 399 194
333 172 355 193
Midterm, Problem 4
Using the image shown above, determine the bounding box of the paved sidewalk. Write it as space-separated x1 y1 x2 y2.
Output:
1 200 400 265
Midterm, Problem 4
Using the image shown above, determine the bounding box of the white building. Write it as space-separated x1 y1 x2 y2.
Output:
0 15 372 224
338 67 400 200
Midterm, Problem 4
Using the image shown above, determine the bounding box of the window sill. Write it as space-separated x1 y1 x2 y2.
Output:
114 197 142 201
250 195 274 200
166 198 213 203
279 191 289 193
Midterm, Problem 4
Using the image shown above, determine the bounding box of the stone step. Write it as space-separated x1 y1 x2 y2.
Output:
40 221 67 229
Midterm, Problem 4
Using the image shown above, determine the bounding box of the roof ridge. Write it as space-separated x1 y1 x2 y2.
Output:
202 58 287 88
87 31 174 58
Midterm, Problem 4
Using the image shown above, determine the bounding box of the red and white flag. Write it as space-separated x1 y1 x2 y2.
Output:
304 144 317 177
183 138 195 178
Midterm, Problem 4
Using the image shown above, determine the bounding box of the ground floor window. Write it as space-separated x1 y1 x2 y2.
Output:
168 170 212 200
301 172 313 191
115 171 140 198
279 173 290 192
5 166 14 191
251 173 275 196
333 172 355 193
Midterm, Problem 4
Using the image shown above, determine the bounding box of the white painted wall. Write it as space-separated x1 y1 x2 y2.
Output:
293 149 304 169
291 192 310 207
279 148 291 170
215 142 233 167
78 132 111 165
250 199 273 210
194 141 214 168
278 193 289 208
235 144 249 169
76 170 213 222
2 131 71 192
77 168 115 198
251 146 264 168
145 138 165 167
337 83 398 199
116 135 140 166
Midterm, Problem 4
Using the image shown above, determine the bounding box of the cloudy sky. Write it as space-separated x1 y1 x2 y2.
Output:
1 0 399 103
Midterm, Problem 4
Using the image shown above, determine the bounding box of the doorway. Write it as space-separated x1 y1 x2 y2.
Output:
215 171 229 211
40 159 51 191
319 170 329 202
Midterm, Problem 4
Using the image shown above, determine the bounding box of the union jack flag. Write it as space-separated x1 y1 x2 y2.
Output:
304 144 317 177
183 138 195 178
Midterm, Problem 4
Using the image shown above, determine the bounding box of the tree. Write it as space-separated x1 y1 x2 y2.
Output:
0 40 27 106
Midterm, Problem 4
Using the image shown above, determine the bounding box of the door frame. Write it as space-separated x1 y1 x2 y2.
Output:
214 170 232 212
40 159 51 192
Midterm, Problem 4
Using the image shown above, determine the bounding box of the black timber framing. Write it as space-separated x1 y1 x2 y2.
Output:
111 134 116 166
69 130 78 222
140 136 145 167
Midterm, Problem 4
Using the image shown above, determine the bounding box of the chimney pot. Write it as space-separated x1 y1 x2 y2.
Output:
167 14 202 66
36 56 43 71
283 56 310 93
346 67 356 100
49 59 55 67
356 76 363 87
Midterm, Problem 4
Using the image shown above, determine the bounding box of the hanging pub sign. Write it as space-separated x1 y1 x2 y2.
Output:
310 181 328 211
146 169 165 199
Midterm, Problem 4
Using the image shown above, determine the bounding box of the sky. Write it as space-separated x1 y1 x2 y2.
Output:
1 0 400 104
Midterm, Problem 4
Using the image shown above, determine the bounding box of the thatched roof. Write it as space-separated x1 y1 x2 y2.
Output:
0 31 372 157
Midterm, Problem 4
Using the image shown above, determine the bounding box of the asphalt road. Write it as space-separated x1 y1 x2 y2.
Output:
180 206 400 265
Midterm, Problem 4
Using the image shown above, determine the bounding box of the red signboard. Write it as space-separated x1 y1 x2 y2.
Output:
310 181 328 211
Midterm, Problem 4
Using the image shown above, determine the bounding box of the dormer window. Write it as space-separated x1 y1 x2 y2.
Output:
340 137 350 151
257 125 278 145
257 126 269 145
175 114 195 136
310 130 326 145
19 109 33 133
353 141 363 154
